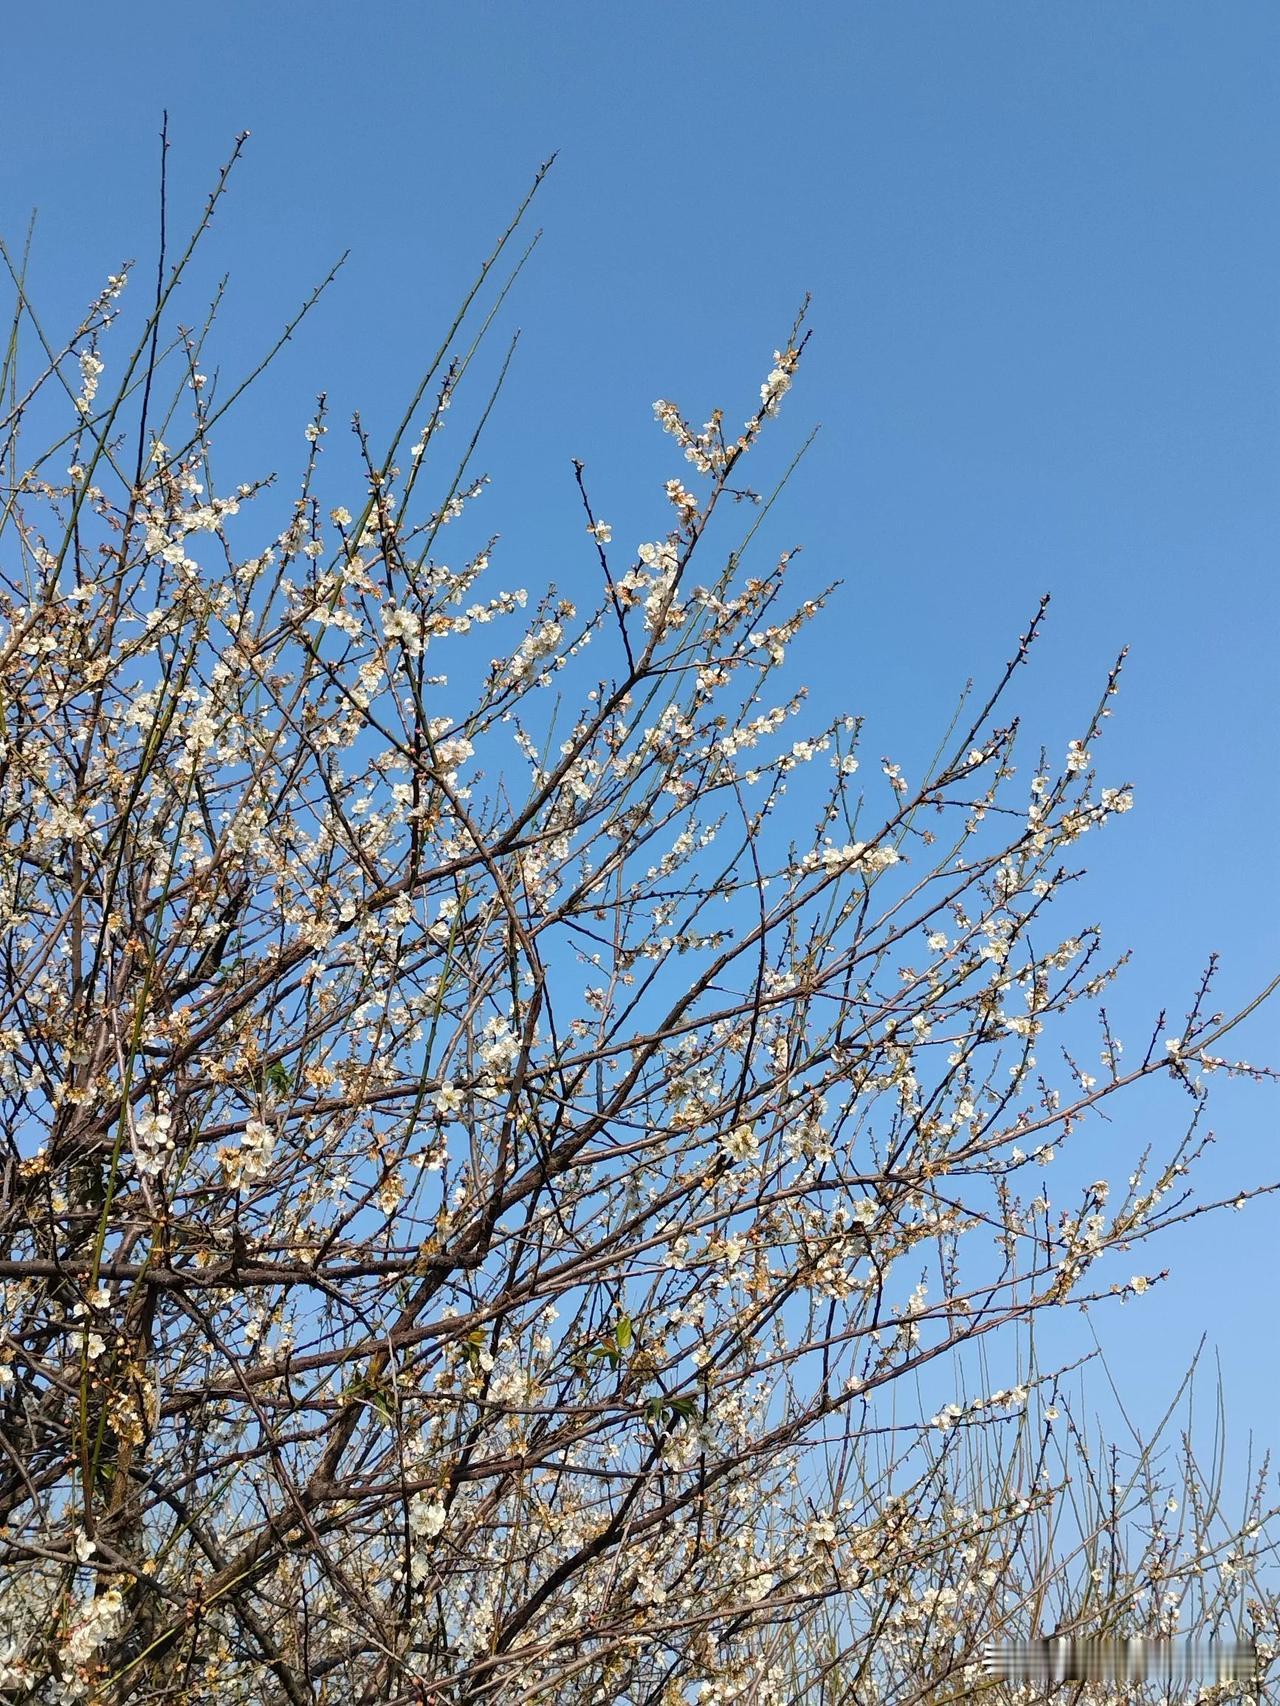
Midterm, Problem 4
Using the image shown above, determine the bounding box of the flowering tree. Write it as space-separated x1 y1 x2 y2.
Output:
0 145 1276 1705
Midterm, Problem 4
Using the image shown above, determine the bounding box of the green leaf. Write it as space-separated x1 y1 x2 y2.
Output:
265 1061 291 1096
643 1393 697 1430
615 1313 633 1351
343 1373 395 1428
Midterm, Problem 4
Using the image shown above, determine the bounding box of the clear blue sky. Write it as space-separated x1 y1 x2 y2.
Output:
4 2 1276 1471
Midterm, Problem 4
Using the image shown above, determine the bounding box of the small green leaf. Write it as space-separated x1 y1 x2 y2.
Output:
615 1314 633 1352
344 1373 395 1428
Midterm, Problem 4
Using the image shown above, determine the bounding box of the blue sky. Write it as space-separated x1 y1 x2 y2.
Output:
4 3 1276 1477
